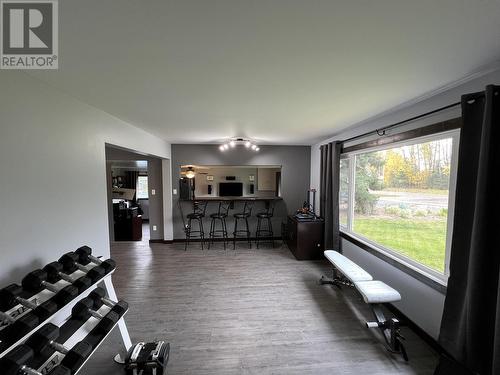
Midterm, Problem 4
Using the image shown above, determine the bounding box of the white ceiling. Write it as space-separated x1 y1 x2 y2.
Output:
29 0 500 145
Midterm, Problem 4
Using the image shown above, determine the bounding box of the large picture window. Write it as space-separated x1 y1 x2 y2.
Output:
340 130 459 282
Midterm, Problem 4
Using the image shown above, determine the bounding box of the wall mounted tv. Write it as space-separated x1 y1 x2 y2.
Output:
219 182 243 197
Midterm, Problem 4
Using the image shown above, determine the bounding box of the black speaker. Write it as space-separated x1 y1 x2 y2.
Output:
249 184 254 194
225 176 236 181
208 184 212 195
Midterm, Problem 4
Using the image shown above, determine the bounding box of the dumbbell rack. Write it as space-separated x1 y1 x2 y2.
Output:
0 256 132 374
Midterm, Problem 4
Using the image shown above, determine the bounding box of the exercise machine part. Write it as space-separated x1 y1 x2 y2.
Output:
125 341 170 375
319 250 408 361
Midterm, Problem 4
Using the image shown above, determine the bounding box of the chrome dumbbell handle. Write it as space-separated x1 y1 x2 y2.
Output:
21 365 43 375
17 296 38 310
21 366 43 375
101 297 116 308
41 281 59 293
0 311 15 323
89 309 105 320
58 272 75 283
88 254 102 265
366 321 381 328
50 340 69 355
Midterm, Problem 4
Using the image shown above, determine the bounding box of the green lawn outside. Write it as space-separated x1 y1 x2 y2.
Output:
353 216 447 272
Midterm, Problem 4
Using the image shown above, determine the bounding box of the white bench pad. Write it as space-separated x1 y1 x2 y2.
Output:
354 280 402 304
324 250 373 282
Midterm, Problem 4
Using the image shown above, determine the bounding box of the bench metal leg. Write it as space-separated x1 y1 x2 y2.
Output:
319 269 353 287
319 269 408 361
367 304 408 361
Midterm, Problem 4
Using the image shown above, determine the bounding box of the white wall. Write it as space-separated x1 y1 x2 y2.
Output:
0 71 171 284
310 66 500 338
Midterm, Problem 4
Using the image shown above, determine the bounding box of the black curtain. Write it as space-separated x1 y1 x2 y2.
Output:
320 141 342 250
435 85 500 375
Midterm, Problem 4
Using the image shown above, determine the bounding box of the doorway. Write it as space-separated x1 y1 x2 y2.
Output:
105 145 165 244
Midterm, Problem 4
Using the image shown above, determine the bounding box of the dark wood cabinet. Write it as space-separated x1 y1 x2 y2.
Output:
286 215 324 260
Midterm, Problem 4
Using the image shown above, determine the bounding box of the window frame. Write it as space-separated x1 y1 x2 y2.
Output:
136 175 149 200
339 128 460 286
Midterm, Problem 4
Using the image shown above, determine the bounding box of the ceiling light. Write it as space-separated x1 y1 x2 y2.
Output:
219 138 259 152
185 167 195 179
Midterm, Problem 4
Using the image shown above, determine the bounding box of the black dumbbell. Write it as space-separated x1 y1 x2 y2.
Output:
72 298 121 333
25 323 92 369
43 262 93 292
93 311 120 334
88 287 128 315
73 296 127 320
0 284 38 311
0 284 58 321
22 270 81 304
0 344 71 375
75 246 102 266
74 246 116 273
58 252 113 280
0 313 39 344
22 270 59 294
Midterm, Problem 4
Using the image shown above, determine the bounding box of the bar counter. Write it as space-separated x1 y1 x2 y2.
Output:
182 196 283 202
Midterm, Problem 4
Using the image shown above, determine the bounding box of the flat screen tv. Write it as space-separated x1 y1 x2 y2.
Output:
219 182 243 197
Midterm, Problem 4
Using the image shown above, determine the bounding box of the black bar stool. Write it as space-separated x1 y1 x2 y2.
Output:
233 202 253 249
179 200 207 250
208 201 230 249
255 202 275 248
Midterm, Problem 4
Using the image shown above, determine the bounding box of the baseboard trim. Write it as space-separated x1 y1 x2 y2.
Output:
149 239 173 244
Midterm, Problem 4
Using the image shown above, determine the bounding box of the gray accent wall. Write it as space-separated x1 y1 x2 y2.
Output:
171 144 311 240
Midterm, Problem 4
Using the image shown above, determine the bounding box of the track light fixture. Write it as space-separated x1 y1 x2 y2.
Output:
219 138 260 152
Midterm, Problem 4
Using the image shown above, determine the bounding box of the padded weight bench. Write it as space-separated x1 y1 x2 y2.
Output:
320 250 408 361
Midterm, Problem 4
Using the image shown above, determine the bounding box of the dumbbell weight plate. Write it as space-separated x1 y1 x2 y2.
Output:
60 341 92 372
94 311 120 334
48 366 72 375
0 344 34 375
25 322 59 355
52 285 78 308
0 313 39 345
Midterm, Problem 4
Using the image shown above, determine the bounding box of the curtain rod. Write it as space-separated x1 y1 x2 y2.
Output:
340 101 461 145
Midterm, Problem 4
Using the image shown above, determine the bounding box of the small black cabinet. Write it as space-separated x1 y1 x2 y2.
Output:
286 215 324 260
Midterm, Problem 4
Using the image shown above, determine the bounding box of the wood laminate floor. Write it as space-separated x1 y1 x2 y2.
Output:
80 240 438 374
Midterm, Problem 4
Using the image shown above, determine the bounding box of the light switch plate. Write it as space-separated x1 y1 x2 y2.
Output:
151 189 156 195
173 189 177 195
153 225 157 231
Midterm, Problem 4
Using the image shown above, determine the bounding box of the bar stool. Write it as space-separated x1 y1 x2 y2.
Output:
233 202 253 249
208 201 230 249
179 200 207 250
255 202 275 248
